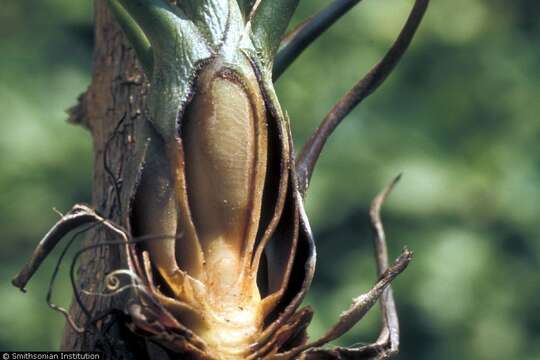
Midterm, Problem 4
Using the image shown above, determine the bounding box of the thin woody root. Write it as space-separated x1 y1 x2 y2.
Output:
55 232 184 334
103 113 127 216
296 0 430 194
275 176 411 359
11 204 183 334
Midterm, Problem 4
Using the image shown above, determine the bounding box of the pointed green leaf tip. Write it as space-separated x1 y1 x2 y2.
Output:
250 0 300 66
107 0 153 76
236 0 256 18
114 0 196 53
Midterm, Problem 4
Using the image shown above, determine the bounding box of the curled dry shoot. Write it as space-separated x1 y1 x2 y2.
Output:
13 0 429 359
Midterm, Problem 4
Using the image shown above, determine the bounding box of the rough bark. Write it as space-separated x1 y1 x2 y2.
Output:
61 0 149 354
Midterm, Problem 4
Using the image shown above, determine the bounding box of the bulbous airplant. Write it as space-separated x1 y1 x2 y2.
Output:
13 0 429 358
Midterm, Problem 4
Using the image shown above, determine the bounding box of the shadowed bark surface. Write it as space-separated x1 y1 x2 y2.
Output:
61 0 150 355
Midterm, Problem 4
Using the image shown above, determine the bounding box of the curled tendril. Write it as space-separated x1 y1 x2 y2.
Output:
80 269 146 298
41 214 181 334
106 269 143 290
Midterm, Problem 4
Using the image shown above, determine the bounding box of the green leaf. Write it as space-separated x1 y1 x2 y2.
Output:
116 0 189 52
107 0 153 76
179 0 231 48
250 0 300 67
237 0 256 19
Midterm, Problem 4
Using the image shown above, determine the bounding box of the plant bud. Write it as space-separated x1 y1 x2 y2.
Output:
130 54 315 359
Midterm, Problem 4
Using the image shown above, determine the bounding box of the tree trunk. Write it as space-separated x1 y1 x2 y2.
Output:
61 0 150 355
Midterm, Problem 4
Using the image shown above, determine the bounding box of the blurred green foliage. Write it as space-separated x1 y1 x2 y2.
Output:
1 0 539 358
